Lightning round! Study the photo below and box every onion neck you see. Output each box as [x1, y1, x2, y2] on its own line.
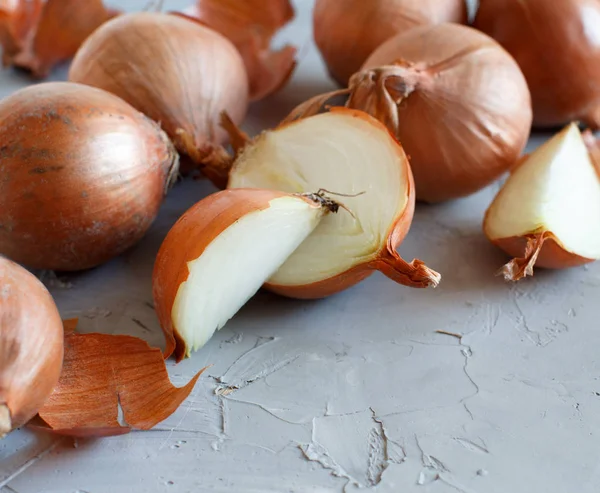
[0, 403, 11, 437]
[375, 248, 441, 288]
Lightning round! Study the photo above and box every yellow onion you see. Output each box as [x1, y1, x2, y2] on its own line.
[0, 82, 178, 271]
[474, 0, 600, 128]
[314, 0, 468, 85]
[485, 124, 600, 280]
[0, 0, 42, 64]
[69, 12, 248, 175]
[287, 23, 532, 203]
[0, 256, 63, 436]
[202, 108, 441, 302]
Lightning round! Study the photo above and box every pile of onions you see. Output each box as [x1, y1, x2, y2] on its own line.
[474, 0, 600, 128]
[1, 0, 117, 77]
[0, 256, 63, 436]
[288, 23, 533, 203]
[69, 12, 249, 176]
[313, 0, 467, 85]
[184, 0, 297, 101]
[0, 82, 178, 271]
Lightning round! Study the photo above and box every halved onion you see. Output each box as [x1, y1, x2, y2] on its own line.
[225, 108, 440, 298]
[153, 189, 335, 360]
[484, 123, 600, 280]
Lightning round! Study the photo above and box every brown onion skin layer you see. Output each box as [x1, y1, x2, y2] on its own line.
[314, 0, 467, 86]
[474, 0, 600, 128]
[153, 189, 317, 361]
[69, 12, 249, 168]
[0, 82, 177, 271]
[489, 235, 593, 270]
[362, 24, 532, 203]
[0, 256, 64, 434]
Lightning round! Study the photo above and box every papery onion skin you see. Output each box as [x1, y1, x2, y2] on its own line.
[69, 12, 248, 172]
[314, 0, 468, 86]
[0, 82, 178, 271]
[474, 0, 600, 128]
[357, 23, 532, 202]
[153, 189, 322, 361]
[0, 256, 64, 436]
[9, 0, 118, 78]
[0, 0, 42, 64]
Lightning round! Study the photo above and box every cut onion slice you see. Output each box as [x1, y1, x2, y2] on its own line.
[226, 108, 440, 298]
[484, 123, 600, 280]
[153, 189, 333, 360]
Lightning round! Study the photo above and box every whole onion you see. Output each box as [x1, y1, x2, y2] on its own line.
[0, 82, 178, 271]
[474, 0, 600, 128]
[69, 12, 248, 175]
[0, 256, 64, 436]
[314, 0, 467, 85]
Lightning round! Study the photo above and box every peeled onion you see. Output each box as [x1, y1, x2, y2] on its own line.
[314, 0, 467, 85]
[0, 256, 64, 436]
[154, 189, 334, 360]
[69, 12, 248, 175]
[213, 108, 441, 299]
[474, 0, 600, 128]
[289, 23, 533, 203]
[484, 123, 600, 280]
[0, 82, 178, 271]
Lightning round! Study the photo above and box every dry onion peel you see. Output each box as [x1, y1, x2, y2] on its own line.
[484, 123, 600, 281]
[69, 12, 248, 175]
[0, 82, 178, 271]
[288, 23, 532, 203]
[153, 189, 339, 361]
[313, 0, 467, 86]
[31, 319, 205, 437]
[4, 0, 118, 77]
[0, 0, 42, 65]
[212, 108, 441, 299]
[0, 256, 63, 436]
[474, 0, 600, 128]
[182, 0, 296, 100]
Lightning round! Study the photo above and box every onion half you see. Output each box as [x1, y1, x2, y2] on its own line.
[221, 108, 441, 298]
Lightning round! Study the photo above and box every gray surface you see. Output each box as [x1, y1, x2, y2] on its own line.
[1, 1, 598, 492]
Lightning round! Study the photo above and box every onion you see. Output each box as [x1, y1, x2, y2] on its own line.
[474, 0, 600, 128]
[153, 188, 338, 360]
[0, 82, 178, 271]
[0, 0, 41, 64]
[208, 108, 441, 300]
[288, 23, 532, 203]
[69, 12, 248, 176]
[1, 0, 117, 77]
[314, 0, 468, 85]
[484, 123, 600, 280]
[183, 0, 296, 101]
[0, 256, 63, 436]
[34, 320, 205, 437]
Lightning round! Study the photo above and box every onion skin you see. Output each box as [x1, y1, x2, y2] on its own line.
[0, 0, 42, 65]
[184, 0, 296, 100]
[486, 232, 593, 281]
[153, 189, 319, 361]
[474, 0, 600, 128]
[69, 12, 249, 172]
[314, 0, 467, 85]
[0, 256, 64, 436]
[0, 82, 178, 271]
[9, 0, 118, 77]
